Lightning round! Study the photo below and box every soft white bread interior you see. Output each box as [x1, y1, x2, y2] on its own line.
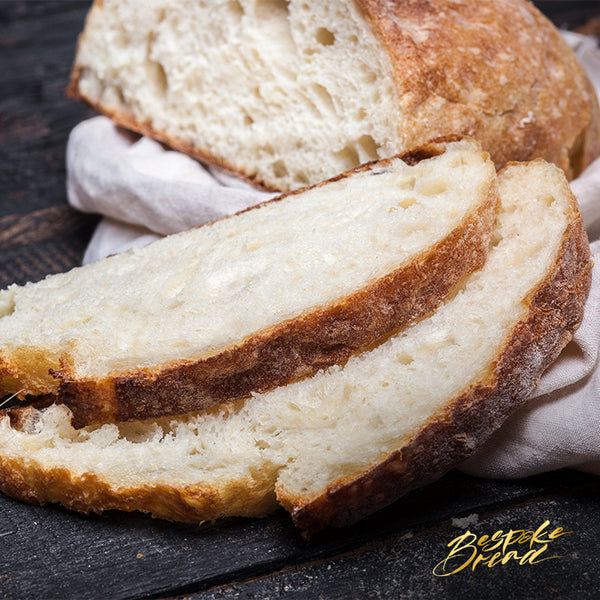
[0, 160, 591, 535]
[68, 0, 600, 190]
[0, 139, 498, 426]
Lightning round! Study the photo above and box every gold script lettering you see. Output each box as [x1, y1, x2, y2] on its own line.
[433, 521, 570, 577]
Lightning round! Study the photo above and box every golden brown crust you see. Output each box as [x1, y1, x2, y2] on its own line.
[0, 212, 589, 529]
[50, 144, 498, 428]
[0, 141, 495, 424]
[283, 208, 593, 537]
[67, 0, 600, 185]
[357, 0, 600, 180]
[66, 68, 280, 193]
[0, 454, 278, 523]
[0, 175, 591, 532]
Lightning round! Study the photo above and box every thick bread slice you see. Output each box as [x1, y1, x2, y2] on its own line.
[68, 0, 600, 189]
[0, 160, 591, 535]
[0, 139, 498, 427]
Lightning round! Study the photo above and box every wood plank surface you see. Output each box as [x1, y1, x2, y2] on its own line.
[197, 485, 600, 600]
[1, 2, 599, 599]
[0, 470, 597, 600]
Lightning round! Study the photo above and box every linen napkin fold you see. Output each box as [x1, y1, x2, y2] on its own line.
[66, 118, 275, 263]
[460, 246, 600, 478]
[65, 33, 600, 478]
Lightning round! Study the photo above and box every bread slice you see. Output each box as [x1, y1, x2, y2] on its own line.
[68, 0, 600, 190]
[0, 139, 498, 427]
[0, 160, 591, 535]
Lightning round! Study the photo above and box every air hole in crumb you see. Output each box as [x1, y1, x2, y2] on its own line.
[228, 0, 244, 16]
[367, 72, 378, 85]
[255, 0, 290, 17]
[146, 31, 168, 97]
[272, 160, 289, 178]
[448, 155, 461, 168]
[358, 63, 377, 84]
[334, 144, 360, 170]
[294, 171, 310, 186]
[416, 177, 447, 196]
[0, 295, 15, 317]
[488, 231, 503, 249]
[389, 197, 418, 212]
[396, 352, 414, 365]
[358, 134, 380, 161]
[276, 64, 298, 82]
[255, 0, 294, 50]
[316, 27, 335, 46]
[104, 84, 125, 107]
[149, 61, 168, 96]
[298, 93, 321, 118]
[542, 194, 556, 207]
[243, 113, 254, 126]
[311, 83, 336, 113]
[400, 176, 416, 190]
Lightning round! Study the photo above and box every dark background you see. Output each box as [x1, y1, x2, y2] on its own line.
[1, 2, 599, 599]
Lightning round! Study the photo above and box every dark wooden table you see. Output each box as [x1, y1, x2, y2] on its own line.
[1, 2, 599, 599]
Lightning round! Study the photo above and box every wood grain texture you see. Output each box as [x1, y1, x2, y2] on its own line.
[0, 470, 596, 600]
[0, 2, 98, 284]
[197, 478, 600, 600]
[0, 2, 599, 599]
[0, 206, 97, 287]
[0, 2, 94, 217]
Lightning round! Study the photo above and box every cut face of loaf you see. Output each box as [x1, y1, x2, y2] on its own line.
[0, 139, 498, 427]
[0, 160, 591, 535]
[68, 0, 600, 189]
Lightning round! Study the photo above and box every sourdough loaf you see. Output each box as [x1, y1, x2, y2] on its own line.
[0, 159, 591, 535]
[0, 139, 498, 427]
[68, 0, 600, 190]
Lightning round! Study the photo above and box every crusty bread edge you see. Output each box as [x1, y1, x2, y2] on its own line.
[67, 1, 600, 185]
[55, 158, 498, 427]
[66, 0, 280, 192]
[0, 139, 489, 408]
[357, 0, 600, 180]
[0, 450, 279, 523]
[280, 191, 593, 537]
[0, 171, 592, 531]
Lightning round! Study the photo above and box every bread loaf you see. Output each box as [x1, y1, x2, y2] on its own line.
[0, 159, 591, 535]
[68, 0, 600, 190]
[0, 139, 498, 427]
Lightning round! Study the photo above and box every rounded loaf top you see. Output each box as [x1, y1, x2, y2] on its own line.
[359, 0, 600, 180]
[70, 0, 600, 189]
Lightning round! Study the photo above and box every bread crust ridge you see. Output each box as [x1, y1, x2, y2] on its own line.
[0, 166, 592, 533]
[57, 160, 498, 427]
[67, 0, 600, 185]
[283, 208, 593, 536]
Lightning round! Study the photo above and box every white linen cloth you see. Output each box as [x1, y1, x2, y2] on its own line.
[66, 33, 600, 478]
